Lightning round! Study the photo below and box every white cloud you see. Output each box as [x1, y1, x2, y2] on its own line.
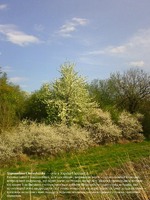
[86, 46, 127, 56]
[128, 29, 150, 48]
[83, 28, 150, 70]
[0, 24, 40, 46]
[86, 29, 150, 56]
[57, 17, 88, 37]
[72, 18, 88, 25]
[86, 50, 105, 56]
[79, 28, 150, 72]
[0, 4, 7, 10]
[109, 45, 127, 54]
[9, 76, 28, 83]
[129, 60, 145, 67]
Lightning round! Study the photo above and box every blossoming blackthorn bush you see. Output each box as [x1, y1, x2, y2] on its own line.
[84, 108, 122, 144]
[0, 121, 93, 164]
[118, 111, 144, 141]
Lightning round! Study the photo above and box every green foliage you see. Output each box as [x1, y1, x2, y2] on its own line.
[89, 69, 150, 114]
[88, 79, 115, 108]
[88, 68, 150, 138]
[0, 72, 26, 132]
[109, 68, 150, 114]
[104, 106, 121, 123]
[24, 84, 51, 122]
[139, 99, 150, 138]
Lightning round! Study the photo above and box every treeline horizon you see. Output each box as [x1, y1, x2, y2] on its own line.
[0, 62, 150, 138]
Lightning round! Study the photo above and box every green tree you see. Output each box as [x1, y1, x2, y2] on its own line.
[139, 99, 150, 138]
[89, 68, 150, 137]
[109, 68, 150, 113]
[24, 63, 94, 126]
[0, 71, 26, 132]
[88, 79, 116, 108]
[46, 62, 94, 126]
[24, 84, 51, 122]
[89, 69, 150, 113]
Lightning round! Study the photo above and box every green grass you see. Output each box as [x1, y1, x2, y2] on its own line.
[1, 140, 150, 175]
[0, 141, 150, 200]
[36, 140, 150, 174]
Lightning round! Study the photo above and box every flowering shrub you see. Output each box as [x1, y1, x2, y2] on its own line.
[118, 111, 144, 141]
[0, 121, 93, 164]
[0, 110, 145, 165]
[21, 122, 92, 156]
[56, 125, 92, 151]
[85, 108, 122, 144]
[0, 138, 17, 164]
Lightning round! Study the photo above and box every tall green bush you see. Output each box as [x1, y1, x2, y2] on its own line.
[0, 72, 26, 132]
[24, 84, 51, 122]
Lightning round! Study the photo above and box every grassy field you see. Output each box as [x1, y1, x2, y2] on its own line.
[0, 140, 150, 199]
[1, 140, 149, 173]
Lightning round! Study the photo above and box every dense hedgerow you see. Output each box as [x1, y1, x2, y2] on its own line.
[84, 108, 122, 144]
[0, 121, 93, 164]
[0, 110, 145, 165]
[84, 108, 144, 144]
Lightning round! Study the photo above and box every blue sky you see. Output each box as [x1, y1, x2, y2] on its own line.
[0, 0, 150, 92]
